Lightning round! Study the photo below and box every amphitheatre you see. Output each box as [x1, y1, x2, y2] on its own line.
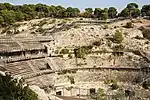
[0, 2, 150, 100]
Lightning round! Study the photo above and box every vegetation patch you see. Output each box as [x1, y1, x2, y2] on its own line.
[74, 45, 93, 58]
[60, 48, 69, 54]
[113, 30, 124, 44]
[0, 74, 38, 100]
[124, 22, 134, 28]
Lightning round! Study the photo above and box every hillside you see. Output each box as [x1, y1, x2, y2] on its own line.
[0, 17, 150, 100]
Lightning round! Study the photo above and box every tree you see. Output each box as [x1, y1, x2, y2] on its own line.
[113, 30, 124, 44]
[120, 8, 130, 17]
[21, 4, 36, 19]
[108, 7, 117, 18]
[0, 3, 7, 10]
[101, 12, 108, 20]
[99, 8, 108, 20]
[0, 74, 38, 100]
[48, 5, 57, 17]
[55, 5, 66, 18]
[131, 8, 140, 18]
[85, 8, 93, 14]
[127, 3, 138, 9]
[0, 16, 4, 24]
[80, 12, 93, 18]
[94, 8, 102, 18]
[141, 4, 150, 17]
[0, 10, 16, 24]
[15, 11, 25, 21]
[3, 3, 13, 10]
[127, 3, 140, 18]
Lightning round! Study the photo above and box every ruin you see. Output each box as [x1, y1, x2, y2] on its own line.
[0, 19, 150, 100]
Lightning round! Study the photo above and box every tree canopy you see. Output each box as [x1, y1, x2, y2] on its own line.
[0, 2, 149, 26]
[119, 3, 141, 18]
[108, 7, 118, 18]
[0, 74, 38, 100]
[141, 4, 150, 17]
[85, 8, 93, 14]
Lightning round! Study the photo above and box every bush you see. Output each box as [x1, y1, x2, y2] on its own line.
[60, 48, 69, 54]
[125, 22, 134, 28]
[74, 45, 93, 58]
[92, 41, 101, 46]
[142, 29, 150, 40]
[104, 78, 117, 85]
[113, 30, 124, 44]
[96, 88, 106, 100]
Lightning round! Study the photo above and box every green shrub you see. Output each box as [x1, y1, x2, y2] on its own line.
[104, 78, 117, 85]
[125, 22, 134, 28]
[74, 45, 93, 58]
[96, 88, 106, 100]
[60, 48, 69, 54]
[113, 30, 124, 44]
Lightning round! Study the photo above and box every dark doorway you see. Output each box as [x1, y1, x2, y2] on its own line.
[56, 91, 62, 95]
[90, 88, 96, 94]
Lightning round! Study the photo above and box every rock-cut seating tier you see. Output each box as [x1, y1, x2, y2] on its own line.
[5, 61, 33, 76]
[0, 37, 21, 52]
[29, 59, 51, 71]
